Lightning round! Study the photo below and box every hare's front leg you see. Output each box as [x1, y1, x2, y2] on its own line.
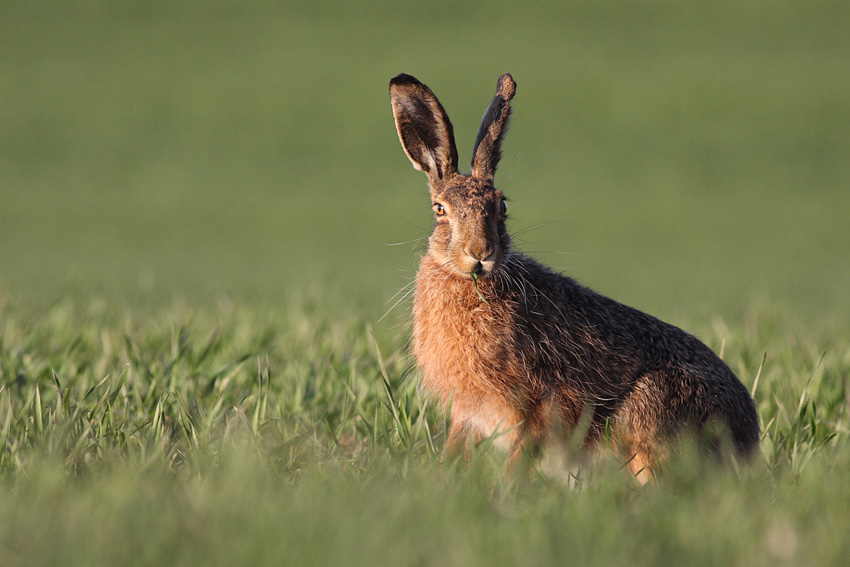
[443, 419, 477, 463]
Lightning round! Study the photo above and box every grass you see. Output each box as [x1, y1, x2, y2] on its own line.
[2, 0, 849, 565]
[0, 295, 849, 566]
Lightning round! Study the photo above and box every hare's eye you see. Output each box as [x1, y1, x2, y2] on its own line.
[500, 200, 508, 216]
[433, 203, 446, 216]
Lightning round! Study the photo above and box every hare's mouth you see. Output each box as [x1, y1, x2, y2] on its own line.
[454, 256, 499, 278]
[472, 259, 497, 276]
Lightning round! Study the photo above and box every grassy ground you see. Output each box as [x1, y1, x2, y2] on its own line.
[2, 1, 849, 565]
[1, 296, 848, 566]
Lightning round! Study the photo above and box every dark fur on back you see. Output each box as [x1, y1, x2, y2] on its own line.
[390, 73, 759, 482]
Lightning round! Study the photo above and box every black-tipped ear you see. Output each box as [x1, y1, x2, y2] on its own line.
[389, 74, 459, 184]
[471, 73, 516, 181]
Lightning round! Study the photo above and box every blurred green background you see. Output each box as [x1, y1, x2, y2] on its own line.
[2, 0, 848, 321]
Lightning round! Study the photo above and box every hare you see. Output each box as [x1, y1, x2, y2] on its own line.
[389, 73, 759, 483]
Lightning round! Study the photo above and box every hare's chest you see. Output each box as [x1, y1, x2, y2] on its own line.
[412, 304, 523, 448]
[413, 290, 512, 397]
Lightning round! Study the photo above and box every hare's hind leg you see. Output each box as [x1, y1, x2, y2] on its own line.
[613, 373, 672, 484]
[623, 448, 656, 485]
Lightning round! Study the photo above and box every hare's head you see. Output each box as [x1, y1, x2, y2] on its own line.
[390, 73, 516, 278]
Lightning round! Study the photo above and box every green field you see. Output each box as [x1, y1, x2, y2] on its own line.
[2, 1, 849, 565]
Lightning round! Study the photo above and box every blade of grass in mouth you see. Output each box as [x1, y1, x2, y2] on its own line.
[471, 271, 488, 304]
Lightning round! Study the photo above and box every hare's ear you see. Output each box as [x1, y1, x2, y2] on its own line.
[389, 74, 459, 183]
[470, 73, 516, 181]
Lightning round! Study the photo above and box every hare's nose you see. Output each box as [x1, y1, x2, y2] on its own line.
[464, 242, 495, 261]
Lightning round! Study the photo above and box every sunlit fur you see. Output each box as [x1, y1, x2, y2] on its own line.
[390, 73, 759, 482]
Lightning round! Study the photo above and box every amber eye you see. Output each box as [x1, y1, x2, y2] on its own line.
[433, 203, 446, 216]
[500, 200, 508, 216]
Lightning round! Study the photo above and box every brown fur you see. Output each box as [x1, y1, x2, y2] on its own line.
[389, 73, 759, 481]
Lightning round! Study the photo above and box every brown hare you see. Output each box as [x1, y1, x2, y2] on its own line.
[389, 73, 759, 483]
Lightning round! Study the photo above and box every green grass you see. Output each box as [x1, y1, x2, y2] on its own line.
[2, 0, 849, 565]
[1, 296, 849, 566]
